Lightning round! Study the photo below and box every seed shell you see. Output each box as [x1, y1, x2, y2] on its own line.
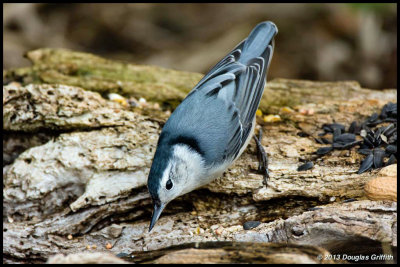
[297, 161, 314, 171]
[358, 154, 374, 174]
[316, 146, 333, 155]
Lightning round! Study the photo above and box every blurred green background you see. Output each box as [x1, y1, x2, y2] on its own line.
[3, 3, 397, 89]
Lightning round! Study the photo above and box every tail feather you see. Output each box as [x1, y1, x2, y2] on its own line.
[239, 21, 278, 64]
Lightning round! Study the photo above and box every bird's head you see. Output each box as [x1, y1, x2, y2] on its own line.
[147, 138, 206, 232]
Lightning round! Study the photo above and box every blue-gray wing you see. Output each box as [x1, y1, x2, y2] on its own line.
[162, 21, 277, 165]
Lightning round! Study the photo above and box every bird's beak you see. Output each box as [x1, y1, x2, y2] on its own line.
[149, 201, 165, 232]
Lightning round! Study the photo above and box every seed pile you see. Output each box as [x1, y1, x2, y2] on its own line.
[298, 102, 397, 174]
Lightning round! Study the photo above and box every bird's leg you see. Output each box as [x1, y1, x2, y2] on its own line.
[253, 128, 269, 186]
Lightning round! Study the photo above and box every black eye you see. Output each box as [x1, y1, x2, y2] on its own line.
[166, 179, 173, 190]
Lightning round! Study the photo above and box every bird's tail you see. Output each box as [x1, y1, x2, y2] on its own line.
[239, 21, 278, 64]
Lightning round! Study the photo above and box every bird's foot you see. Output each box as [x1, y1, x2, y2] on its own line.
[253, 128, 269, 187]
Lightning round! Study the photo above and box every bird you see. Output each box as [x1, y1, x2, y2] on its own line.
[147, 21, 278, 232]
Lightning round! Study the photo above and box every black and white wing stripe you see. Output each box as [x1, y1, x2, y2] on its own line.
[223, 45, 273, 160]
[162, 21, 277, 165]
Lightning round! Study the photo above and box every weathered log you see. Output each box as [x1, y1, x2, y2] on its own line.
[128, 241, 336, 264]
[47, 252, 129, 264]
[3, 49, 397, 263]
[3, 48, 396, 113]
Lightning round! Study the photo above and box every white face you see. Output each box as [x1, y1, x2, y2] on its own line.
[157, 144, 206, 205]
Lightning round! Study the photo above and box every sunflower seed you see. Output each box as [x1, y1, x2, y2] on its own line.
[380, 134, 388, 144]
[385, 154, 397, 166]
[323, 123, 345, 133]
[316, 146, 333, 155]
[340, 140, 362, 149]
[323, 125, 333, 133]
[297, 132, 309, 137]
[243, 221, 261, 230]
[332, 143, 345, 149]
[314, 138, 324, 144]
[358, 154, 374, 174]
[382, 124, 395, 135]
[307, 207, 322, 211]
[373, 149, 385, 169]
[388, 132, 397, 144]
[384, 126, 396, 138]
[362, 137, 374, 148]
[335, 133, 356, 144]
[367, 112, 379, 123]
[297, 161, 314, 171]
[348, 121, 360, 134]
[321, 137, 331, 144]
[342, 198, 357, 203]
[374, 127, 382, 139]
[384, 118, 397, 123]
[333, 128, 342, 141]
[385, 145, 397, 155]
[358, 148, 372, 155]
[381, 102, 397, 118]
[116, 252, 130, 258]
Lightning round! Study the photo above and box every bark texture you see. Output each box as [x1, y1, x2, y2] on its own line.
[3, 49, 397, 264]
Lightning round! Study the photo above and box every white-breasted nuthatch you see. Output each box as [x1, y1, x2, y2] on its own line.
[147, 21, 278, 231]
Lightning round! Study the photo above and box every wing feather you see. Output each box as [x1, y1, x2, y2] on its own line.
[162, 24, 276, 165]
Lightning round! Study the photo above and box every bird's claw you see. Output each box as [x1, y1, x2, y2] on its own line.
[253, 129, 269, 187]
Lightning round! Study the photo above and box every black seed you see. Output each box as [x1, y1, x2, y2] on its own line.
[373, 149, 385, 169]
[297, 132, 309, 137]
[316, 146, 333, 155]
[380, 109, 387, 119]
[340, 140, 362, 149]
[382, 102, 397, 118]
[297, 161, 314, 171]
[366, 119, 383, 127]
[383, 118, 397, 123]
[363, 136, 374, 148]
[358, 148, 372, 155]
[331, 123, 345, 132]
[366, 133, 375, 143]
[382, 124, 395, 136]
[388, 132, 397, 144]
[116, 252, 130, 258]
[359, 143, 371, 150]
[315, 137, 332, 145]
[333, 128, 342, 142]
[322, 123, 345, 133]
[374, 127, 382, 140]
[243, 221, 261, 230]
[342, 198, 357, 203]
[385, 154, 397, 166]
[384, 127, 396, 138]
[332, 143, 345, 149]
[368, 131, 381, 147]
[323, 126, 333, 133]
[367, 112, 379, 123]
[307, 207, 322, 211]
[385, 145, 397, 155]
[358, 154, 374, 174]
[314, 138, 324, 144]
[335, 133, 356, 144]
[321, 138, 332, 144]
[348, 121, 359, 134]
